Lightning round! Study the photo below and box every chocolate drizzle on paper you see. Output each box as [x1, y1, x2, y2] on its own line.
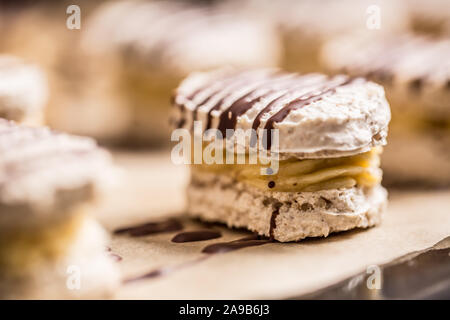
[119, 218, 274, 284]
[202, 235, 271, 254]
[114, 219, 183, 237]
[172, 230, 222, 243]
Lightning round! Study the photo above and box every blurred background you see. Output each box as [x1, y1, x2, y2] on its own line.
[0, 0, 449, 189]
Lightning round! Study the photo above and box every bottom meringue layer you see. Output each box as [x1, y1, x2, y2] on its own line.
[188, 170, 387, 242]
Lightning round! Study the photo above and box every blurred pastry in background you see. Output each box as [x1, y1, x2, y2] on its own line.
[0, 1, 130, 144]
[321, 33, 450, 187]
[172, 69, 390, 241]
[46, 44, 132, 145]
[223, 0, 409, 73]
[404, 0, 450, 35]
[0, 120, 119, 299]
[0, 4, 64, 72]
[82, 0, 282, 147]
[0, 55, 47, 125]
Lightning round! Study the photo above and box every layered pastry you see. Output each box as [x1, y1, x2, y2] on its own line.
[0, 55, 47, 125]
[82, 0, 282, 146]
[222, 0, 408, 73]
[321, 33, 450, 186]
[172, 69, 391, 242]
[0, 120, 119, 299]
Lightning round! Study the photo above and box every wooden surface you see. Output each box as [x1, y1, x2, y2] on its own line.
[97, 150, 450, 299]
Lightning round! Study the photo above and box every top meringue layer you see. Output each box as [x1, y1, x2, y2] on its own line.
[173, 69, 391, 158]
[0, 119, 116, 221]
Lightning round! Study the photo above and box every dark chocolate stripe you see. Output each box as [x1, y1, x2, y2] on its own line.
[176, 72, 240, 129]
[216, 75, 295, 135]
[249, 76, 329, 147]
[269, 203, 282, 240]
[218, 78, 288, 137]
[263, 77, 359, 150]
[217, 90, 256, 136]
[171, 230, 221, 243]
[114, 219, 183, 237]
[181, 70, 283, 131]
[176, 70, 262, 130]
[216, 74, 324, 137]
[251, 75, 327, 132]
[189, 72, 252, 129]
[202, 235, 271, 254]
[251, 91, 291, 134]
[205, 72, 275, 130]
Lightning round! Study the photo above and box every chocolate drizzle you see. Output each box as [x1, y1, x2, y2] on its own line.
[217, 89, 257, 136]
[119, 217, 274, 284]
[171, 230, 222, 243]
[187, 73, 247, 129]
[269, 203, 282, 240]
[204, 73, 273, 130]
[215, 74, 297, 136]
[202, 235, 271, 254]
[110, 253, 123, 262]
[124, 234, 271, 283]
[174, 71, 362, 151]
[409, 77, 424, 92]
[105, 246, 122, 262]
[124, 256, 209, 284]
[114, 219, 183, 237]
[262, 77, 358, 149]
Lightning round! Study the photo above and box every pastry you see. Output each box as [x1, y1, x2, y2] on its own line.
[0, 3, 129, 144]
[0, 119, 119, 299]
[82, 0, 282, 146]
[221, 0, 409, 73]
[0, 55, 47, 125]
[321, 33, 450, 186]
[172, 69, 391, 242]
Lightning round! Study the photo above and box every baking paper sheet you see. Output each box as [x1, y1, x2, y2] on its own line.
[97, 151, 450, 299]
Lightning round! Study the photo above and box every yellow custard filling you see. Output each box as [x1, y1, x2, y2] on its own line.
[0, 208, 87, 270]
[193, 147, 382, 192]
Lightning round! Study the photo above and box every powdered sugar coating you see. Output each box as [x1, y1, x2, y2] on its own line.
[0, 120, 116, 215]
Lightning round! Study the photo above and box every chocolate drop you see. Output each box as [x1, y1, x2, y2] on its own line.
[171, 230, 222, 243]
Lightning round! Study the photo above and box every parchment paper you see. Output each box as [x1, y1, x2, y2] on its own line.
[97, 151, 450, 299]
